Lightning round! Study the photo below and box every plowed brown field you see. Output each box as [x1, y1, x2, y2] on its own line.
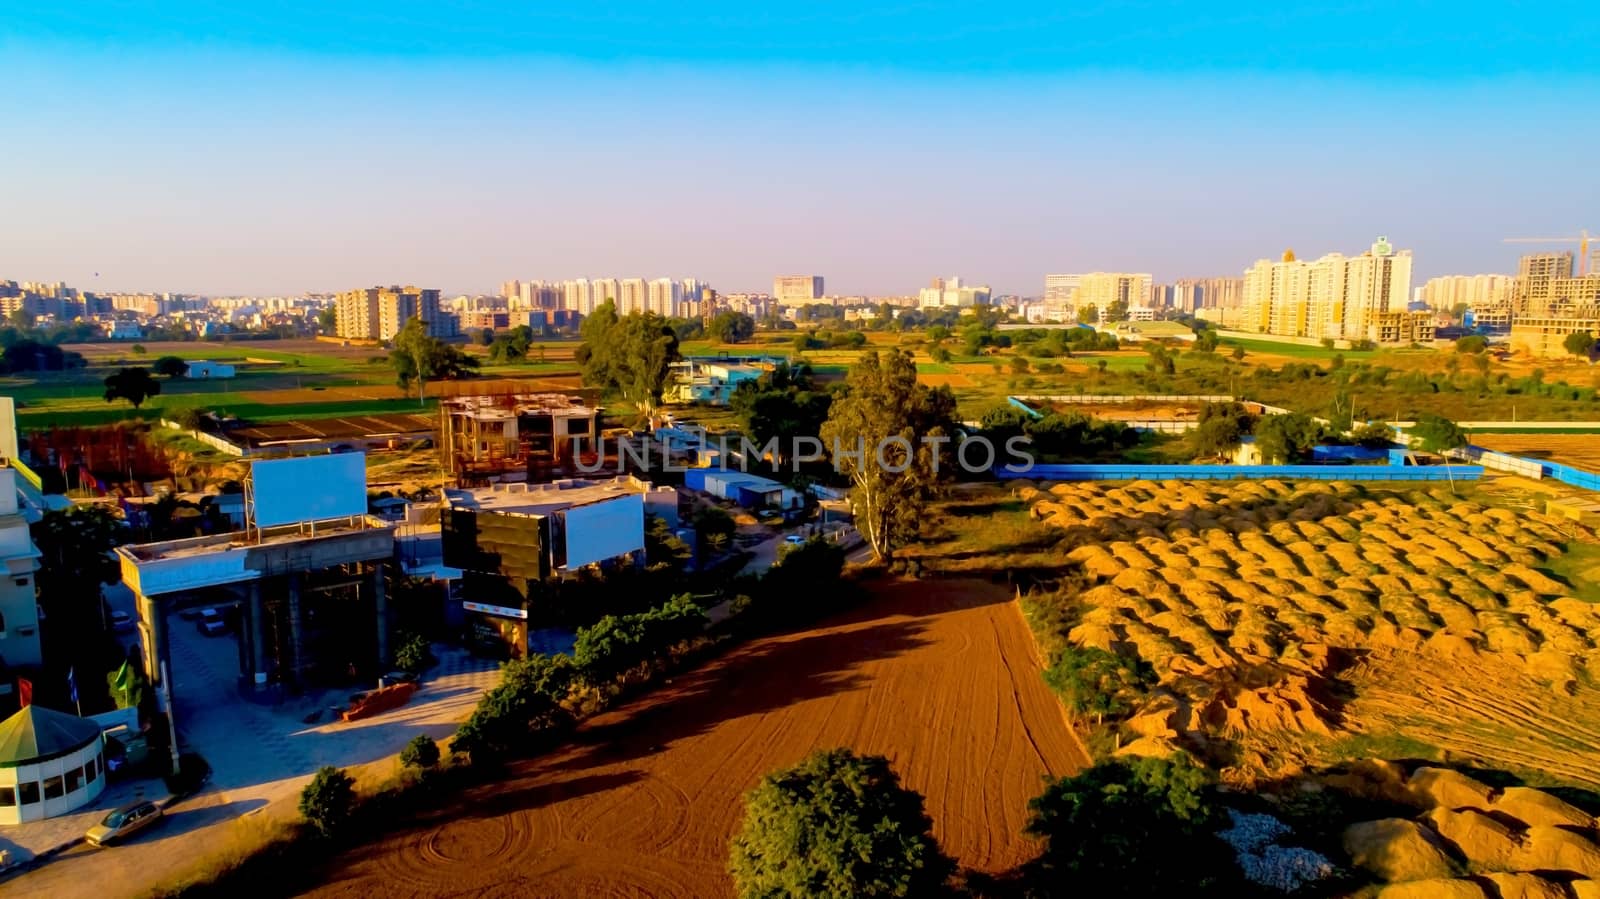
[304, 579, 1087, 898]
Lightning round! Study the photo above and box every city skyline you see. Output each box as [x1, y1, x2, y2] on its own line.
[3, 4, 1597, 297]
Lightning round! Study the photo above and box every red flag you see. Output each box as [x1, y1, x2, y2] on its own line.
[17, 677, 32, 708]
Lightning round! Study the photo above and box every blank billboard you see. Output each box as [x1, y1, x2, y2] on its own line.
[563, 494, 644, 569]
[250, 453, 368, 527]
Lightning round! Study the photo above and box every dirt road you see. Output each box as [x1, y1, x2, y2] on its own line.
[305, 579, 1087, 898]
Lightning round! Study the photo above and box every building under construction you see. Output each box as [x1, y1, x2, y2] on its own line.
[438, 393, 601, 484]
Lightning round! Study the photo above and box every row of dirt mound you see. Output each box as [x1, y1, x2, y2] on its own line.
[1336, 762, 1600, 898]
[1013, 478, 1600, 777]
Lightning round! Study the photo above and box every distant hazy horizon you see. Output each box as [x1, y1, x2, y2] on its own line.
[3, 3, 1596, 297]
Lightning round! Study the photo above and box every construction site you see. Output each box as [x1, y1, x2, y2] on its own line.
[437, 392, 601, 486]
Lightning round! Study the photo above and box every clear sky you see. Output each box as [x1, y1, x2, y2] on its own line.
[3, 3, 1597, 297]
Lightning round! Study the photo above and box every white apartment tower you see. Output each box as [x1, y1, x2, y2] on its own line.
[1241, 237, 1414, 342]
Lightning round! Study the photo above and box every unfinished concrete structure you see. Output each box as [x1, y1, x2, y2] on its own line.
[438, 393, 599, 484]
[118, 517, 397, 700]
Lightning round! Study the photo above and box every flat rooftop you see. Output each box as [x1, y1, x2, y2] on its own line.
[118, 516, 391, 563]
[442, 394, 595, 419]
[444, 476, 650, 517]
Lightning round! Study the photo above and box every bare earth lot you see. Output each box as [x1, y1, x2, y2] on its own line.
[1474, 433, 1600, 472]
[304, 579, 1088, 899]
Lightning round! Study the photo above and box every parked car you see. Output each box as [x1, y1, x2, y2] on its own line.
[110, 610, 136, 634]
[197, 609, 229, 636]
[86, 800, 164, 846]
[784, 534, 807, 545]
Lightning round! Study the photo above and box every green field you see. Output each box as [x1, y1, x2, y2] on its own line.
[1220, 336, 1381, 360]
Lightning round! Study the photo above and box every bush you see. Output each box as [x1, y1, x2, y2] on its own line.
[393, 632, 435, 675]
[1042, 646, 1155, 722]
[1025, 755, 1235, 897]
[299, 766, 357, 837]
[399, 735, 440, 771]
[729, 748, 953, 898]
[452, 653, 576, 762]
[573, 594, 707, 686]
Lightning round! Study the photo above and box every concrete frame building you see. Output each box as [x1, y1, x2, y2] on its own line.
[438, 394, 600, 482]
[1514, 252, 1574, 315]
[1510, 309, 1600, 358]
[117, 514, 398, 706]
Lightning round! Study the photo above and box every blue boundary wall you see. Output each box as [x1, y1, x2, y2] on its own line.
[996, 463, 1484, 483]
[1542, 461, 1600, 492]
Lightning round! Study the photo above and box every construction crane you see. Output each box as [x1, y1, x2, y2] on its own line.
[1504, 229, 1596, 276]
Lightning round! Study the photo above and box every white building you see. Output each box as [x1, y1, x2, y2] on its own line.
[918, 277, 992, 309]
[0, 467, 42, 669]
[647, 278, 683, 317]
[773, 275, 825, 305]
[618, 278, 649, 314]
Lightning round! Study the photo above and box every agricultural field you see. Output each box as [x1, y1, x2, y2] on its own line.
[1474, 433, 1600, 471]
[5, 338, 583, 428]
[1014, 477, 1600, 787]
[302, 579, 1088, 898]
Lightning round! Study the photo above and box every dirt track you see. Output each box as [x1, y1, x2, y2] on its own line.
[304, 579, 1087, 898]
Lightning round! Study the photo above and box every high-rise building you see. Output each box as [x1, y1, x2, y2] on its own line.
[1419, 274, 1515, 310]
[1514, 252, 1574, 315]
[647, 278, 683, 317]
[1076, 273, 1152, 321]
[773, 275, 825, 305]
[335, 285, 448, 341]
[619, 278, 649, 314]
[501, 279, 522, 302]
[1240, 237, 1415, 342]
[592, 278, 620, 310]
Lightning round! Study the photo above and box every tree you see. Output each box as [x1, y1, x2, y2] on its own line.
[299, 766, 357, 837]
[1564, 330, 1596, 359]
[1351, 421, 1394, 448]
[1193, 328, 1219, 352]
[152, 355, 188, 377]
[1103, 299, 1129, 323]
[1410, 413, 1466, 455]
[1455, 334, 1488, 354]
[576, 303, 681, 419]
[1077, 305, 1099, 324]
[1010, 355, 1031, 374]
[1252, 412, 1325, 464]
[1025, 755, 1232, 897]
[730, 362, 833, 469]
[130, 343, 147, 355]
[1189, 401, 1255, 460]
[103, 366, 162, 409]
[400, 735, 440, 771]
[928, 345, 951, 364]
[729, 749, 953, 898]
[708, 311, 756, 344]
[317, 306, 337, 332]
[390, 317, 479, 399]
[692, 506, 737, 555]
[819, 350, 957, 561]
[488, 325, 534, 363]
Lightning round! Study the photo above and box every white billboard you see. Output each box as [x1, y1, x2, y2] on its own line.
[563, 493, 644, 569]
[250, 453, 368, 527]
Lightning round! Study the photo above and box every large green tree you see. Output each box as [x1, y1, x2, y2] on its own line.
[1252, 412, 1326, 464]
[1564, 330, 1596, 359]
[452, 653, 576, 761]
[1409, 413, 1467, 455]
[1188, 401, 1255, 460]
[708, 311, 756, 344]
[103, 366, 162, 409]
[576, 302, 681, 419]
[730, 362, 833, 469]
[729, 749, 953, 898]
[1025, 755, 1234, 897]
[390, 317, 479, 399]
[819, 350, 956, 561]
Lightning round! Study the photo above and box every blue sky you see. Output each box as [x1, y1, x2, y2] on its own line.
[2, 3, 1597, 296]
